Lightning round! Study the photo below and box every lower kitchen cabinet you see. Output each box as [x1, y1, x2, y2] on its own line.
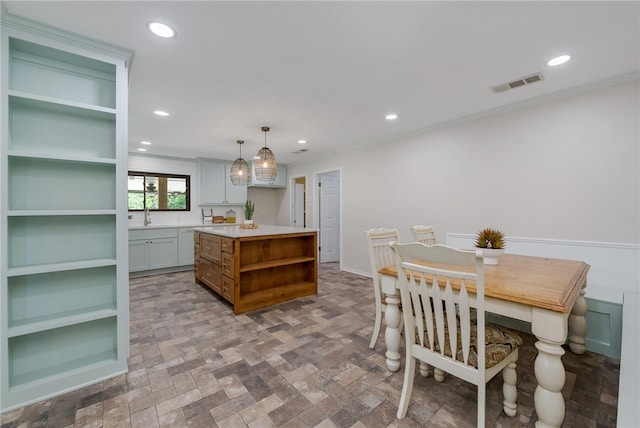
[128, 227, 199, 275]
[128, 229, 178, 273]
[178, 228, 195, 265]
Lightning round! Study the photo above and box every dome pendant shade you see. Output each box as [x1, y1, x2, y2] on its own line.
[255, 126, 278, 181]
[230, 140, 251, 186]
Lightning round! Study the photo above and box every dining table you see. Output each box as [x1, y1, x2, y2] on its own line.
[379, 253, 589, 428]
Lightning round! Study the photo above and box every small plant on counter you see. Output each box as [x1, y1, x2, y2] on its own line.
[475, 227, 506, 249]
[244, 199, 255, 221]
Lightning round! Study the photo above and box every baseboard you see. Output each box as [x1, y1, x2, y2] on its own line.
[129, 265, 194, 278]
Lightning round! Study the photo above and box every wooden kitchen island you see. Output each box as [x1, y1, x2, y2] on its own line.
[193, 225, 318, 314]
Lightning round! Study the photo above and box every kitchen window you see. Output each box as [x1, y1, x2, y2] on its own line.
[128, 172, 190, 211]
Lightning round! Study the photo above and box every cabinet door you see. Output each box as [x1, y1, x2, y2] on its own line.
[148, 238, 178, 270]
[178, 229, 194, 265]
[198, 161, 226, 204]
[198, 160, 247, 204]
[224, 164, 248, 204]
[250, 162, 287, 188]
[128, 240, 148, 272]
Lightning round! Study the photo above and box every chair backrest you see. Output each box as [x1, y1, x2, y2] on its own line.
[365, 227, 400, 289]
[391, 242, 485, 381]
[410, 225, 437, 245]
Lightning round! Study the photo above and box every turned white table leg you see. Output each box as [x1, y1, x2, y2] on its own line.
[568, 285, 587, 355]
[534, 339, 566, 428]
[531, 308, 569, 428]
[383, 291, 402, 372]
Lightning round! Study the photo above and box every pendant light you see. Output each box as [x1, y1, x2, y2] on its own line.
[230, 140, 251, 186]
[255, 126, 278, 181]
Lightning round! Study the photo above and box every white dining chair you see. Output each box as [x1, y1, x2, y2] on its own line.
[390, 242, 522, 424]
[410, 225, 436, 245]
[365, 228, 401, 349]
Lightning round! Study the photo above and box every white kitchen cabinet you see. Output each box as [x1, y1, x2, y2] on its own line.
[250, 162, 287, 188]
[178, 228, 195, 265]
[1, 15, 132, 412]
[197, 159, 247, 204]
[128, 229, 178, 272]
[128, 239, 149, 272]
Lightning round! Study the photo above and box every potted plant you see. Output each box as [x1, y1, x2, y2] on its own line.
[244, 199, 255, 225]
[475, 227, 506, 265]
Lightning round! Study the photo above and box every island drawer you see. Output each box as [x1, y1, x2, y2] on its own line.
[221, 237, 234, 253]
[200, 260, 221, 294]
[222, 252, 234, 278]
[222, 275, 234, 303]
[200, 234, 221, 264]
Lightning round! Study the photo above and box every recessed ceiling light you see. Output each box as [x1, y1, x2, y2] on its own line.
[153, 110, 170, 117]
[147, 22, 176, 38]
[298, 140, 307, 144]
[137, 148, 148, 152]
[140, 141, 152, 145]
[546, 54, 571, 67]
[385, 114, 398, 120]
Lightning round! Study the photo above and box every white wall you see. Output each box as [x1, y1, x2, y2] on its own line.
[128, 155, 201, 226]
[283, 80, 640, 292]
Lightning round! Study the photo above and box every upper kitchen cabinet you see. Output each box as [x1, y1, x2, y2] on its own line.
[0, 14, 132, 412]
[250, 162, 287, 188]
[197, 159, 247, 205]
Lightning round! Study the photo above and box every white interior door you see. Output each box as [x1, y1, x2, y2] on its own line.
[319, 171, 340, 263]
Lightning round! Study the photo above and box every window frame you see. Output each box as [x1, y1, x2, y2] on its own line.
[128, 171, 191, 212]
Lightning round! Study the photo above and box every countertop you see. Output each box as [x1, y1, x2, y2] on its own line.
[193, 225, 317, 238]
[129, 223, 237, 230]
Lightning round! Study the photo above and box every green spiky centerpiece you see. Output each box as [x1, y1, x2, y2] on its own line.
[244, 200, 255, 221]
[240, 200, 258, 228]
[475, 227, 505, 249]
[475, 227, 505, 265]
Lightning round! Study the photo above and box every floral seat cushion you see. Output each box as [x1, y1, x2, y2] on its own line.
[417, 321, 522, 369]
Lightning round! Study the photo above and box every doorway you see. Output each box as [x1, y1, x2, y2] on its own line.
[316, 170, 340, 263]
[292, 176, 306, 228]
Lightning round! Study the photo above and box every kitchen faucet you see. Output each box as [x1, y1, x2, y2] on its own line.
[144, 207, 151, 226]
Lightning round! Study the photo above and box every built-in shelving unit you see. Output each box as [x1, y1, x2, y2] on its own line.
[1, 15, 132, 412]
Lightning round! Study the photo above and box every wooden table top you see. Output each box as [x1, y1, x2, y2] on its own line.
[379, 253, 590, 313]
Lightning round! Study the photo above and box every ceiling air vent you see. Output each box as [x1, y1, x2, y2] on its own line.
[293, 149, 309, 154]
[491, 71, 544, 94]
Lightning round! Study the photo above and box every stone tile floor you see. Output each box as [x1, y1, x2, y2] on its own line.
[1, 263, 620, 427]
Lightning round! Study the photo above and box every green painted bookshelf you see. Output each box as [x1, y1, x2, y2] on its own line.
[1, 15, 132, 412]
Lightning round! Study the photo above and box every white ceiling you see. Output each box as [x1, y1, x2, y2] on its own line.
[3, 1, 639, 165]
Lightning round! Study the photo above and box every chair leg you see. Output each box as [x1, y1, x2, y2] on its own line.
[434, 368, 445, 382]
[478, 382, 486, 426]
[419, 361, 430, 377]
[502, 360, 518, 417]
[369, 308, 383, 349]
[397, 347, 417, 419]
